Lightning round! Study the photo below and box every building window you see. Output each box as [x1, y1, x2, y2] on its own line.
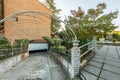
[13, 17, 18, 22]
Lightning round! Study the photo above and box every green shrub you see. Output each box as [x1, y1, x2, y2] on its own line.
[112, 38, 116, 43]
[53, 39, 63, 46]
[0, 44, 12, 49]
[15, 39, 30, 45]
[112, 33, 120, 41]
[52, 46, 66, 53]
[79, 38, 89, 54]
[43, 36, 55, 46]
[0, 37, 9, 44]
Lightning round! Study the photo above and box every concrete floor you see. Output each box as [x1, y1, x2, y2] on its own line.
[82, 45, 120, 80]
[0, 53, 68, 80]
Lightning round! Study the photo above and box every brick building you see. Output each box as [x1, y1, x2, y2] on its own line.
[0, 0, 52, 42]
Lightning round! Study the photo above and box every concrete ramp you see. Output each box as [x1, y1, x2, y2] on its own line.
[0, 53, 67, 80]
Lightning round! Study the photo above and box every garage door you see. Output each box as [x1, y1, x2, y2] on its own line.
[28, 43, 48, 51]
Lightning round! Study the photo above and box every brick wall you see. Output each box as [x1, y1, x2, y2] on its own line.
[3, 0, 52, 42]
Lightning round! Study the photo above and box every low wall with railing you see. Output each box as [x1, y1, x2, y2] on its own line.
[0, 52, 29, 75]
[51, 37, 97, 79]
[51, 52, 74, 79]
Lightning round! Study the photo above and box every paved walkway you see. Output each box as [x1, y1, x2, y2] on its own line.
[0, 53, 67, 80]
[82, 45, 120, 80]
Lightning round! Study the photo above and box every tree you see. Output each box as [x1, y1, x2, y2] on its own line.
[44, 0, 61, 33]
[66, 3, 118, 40]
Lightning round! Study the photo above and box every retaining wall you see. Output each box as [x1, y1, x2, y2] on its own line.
[52, 52, 74, 79]
[0, 52, 29, 74]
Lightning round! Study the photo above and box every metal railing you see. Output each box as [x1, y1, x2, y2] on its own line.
[0, 44, 28, 60]
[51, 41, 96, 59]
[79, 42, 93, 59]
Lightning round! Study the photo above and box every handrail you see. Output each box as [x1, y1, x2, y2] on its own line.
[0, 48, 22, 51]
[79, 42, 92, 49]
[80, 47, 93, 58]
[79, 41, 93, 60]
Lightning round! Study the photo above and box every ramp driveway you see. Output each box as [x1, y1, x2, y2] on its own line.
[0, 53, 67, 80]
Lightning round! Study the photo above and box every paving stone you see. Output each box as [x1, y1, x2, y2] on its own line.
[104, 59, 120, 68]
[106, 54, 119, 59]
[84, 65, 101, 76]
[92, 57, 104, 63]
[84, 45, 120, 80]
[105, 56, 120, 63]
[107, 46, 119, 59]
[100, 70, 120, 80]
[81, 71, 97, 80]
[89, 60, 103, 68]
[99, 46, 108, 52]
[95, 54, 106, 59]
[103, 64, 120, 74]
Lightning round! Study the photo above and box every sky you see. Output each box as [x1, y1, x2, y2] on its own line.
[39, 0, 120, 30]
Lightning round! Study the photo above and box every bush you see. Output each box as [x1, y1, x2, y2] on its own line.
[15, 39, 30, 45]
[79, 38, 89, 54]
[43, 36, 55, 46]
[112, 33, 120, 41]
[0, 44, 12, 49]
[53, 39, 63, 46]
[112, 38, 116, 43]
[52, 46, 66, 53]
[0, 37, 9, 44]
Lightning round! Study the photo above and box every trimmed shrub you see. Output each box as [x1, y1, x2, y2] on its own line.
[43, 36, 55, 46]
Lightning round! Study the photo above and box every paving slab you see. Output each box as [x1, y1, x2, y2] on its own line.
[88, 60, 103, 68]
[98, 46, 108, 52]
[107, 46, 119, 59]
[100, 70, 120, 80]
[82, 45, 120, 80]
[84, 65, 101, 76]
[105, 56, 120, 63]
[92, 57, 104, 63]
[81, 71, 98, 80]
[95, 53, 106, 59]
[103, 64, 120, 74]
[104, 59, 120, 68]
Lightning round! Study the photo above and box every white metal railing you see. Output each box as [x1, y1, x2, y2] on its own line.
[80, 47, 93, 58]
[0, 44, 28, 59]
[79, 42, 92, 49]
[79, 42, 93, 58]
[79, 36, 97, 59]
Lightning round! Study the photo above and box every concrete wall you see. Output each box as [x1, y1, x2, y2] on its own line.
[3, 0, 52, 42]
[52, 52, 74, 79]
[0, 52, 29, 75]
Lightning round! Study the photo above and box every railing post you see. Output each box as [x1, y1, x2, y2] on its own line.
[92, 36, 97, 53]
[21, 43, 22, 53]
[11, 42, 14, 56]
[71, 40, 80, 79]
